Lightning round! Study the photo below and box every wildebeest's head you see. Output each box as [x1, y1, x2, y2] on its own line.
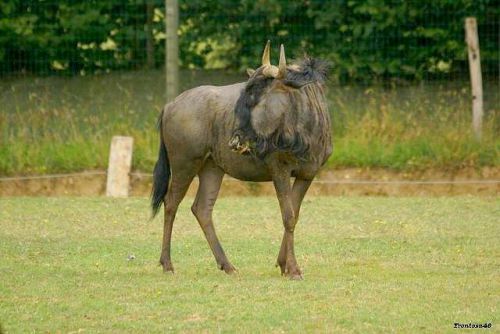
[230, 41, 330, 160]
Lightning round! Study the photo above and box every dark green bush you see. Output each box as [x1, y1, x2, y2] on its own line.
[0, 0, 498, 81]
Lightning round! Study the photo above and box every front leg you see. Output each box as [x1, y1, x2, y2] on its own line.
[271, 168, 303, 280]
[276, 178, 312, 275]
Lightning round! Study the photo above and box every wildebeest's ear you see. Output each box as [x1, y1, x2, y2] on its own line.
[246, 68, 256, 77]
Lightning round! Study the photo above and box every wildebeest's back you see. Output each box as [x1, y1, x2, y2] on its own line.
[161, 84, 240, 165]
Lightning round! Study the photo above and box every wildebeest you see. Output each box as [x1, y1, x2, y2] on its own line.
[151, 41, 332, 279]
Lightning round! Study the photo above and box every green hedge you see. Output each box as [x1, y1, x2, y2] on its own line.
[0, 0, 498, 81]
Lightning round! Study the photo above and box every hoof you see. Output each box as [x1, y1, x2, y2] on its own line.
[163, 268, 175, 274]
[220, 263, 237, 275]
[160, 260, 174, 273]
[281, 264, 303, 280]
[276, 261, 286, 275]
[288, 273, 303, 281]
[276, 261, 302, 279]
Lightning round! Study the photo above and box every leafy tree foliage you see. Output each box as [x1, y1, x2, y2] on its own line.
[0, 0, 498, 81]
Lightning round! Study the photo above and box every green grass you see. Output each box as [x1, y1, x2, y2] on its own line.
[0, 196, 498, 332]
[0, 70, 498, 175]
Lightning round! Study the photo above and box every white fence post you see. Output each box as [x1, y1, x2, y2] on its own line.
[465, 17, 484, 141]
[106, 136, 134, 197]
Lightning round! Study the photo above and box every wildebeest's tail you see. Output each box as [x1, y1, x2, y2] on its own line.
[151, 110, 171, 218]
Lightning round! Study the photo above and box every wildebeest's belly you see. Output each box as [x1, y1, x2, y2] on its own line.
[211, 146, 324, 182]
[212, 149, 273, 182]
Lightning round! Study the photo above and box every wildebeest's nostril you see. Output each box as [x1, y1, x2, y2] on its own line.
[229, 135, 252, 154]
[229, 135, 240, 150]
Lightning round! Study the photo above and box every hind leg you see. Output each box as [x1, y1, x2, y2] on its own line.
[159, 165, 198, 273]
[191, 159, 236, 274]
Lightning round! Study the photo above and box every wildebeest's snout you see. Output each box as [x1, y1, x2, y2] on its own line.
[229, 134, 251, 154]
[228, 135, 240, 149]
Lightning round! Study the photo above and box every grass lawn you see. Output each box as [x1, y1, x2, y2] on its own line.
[0, 196, 498, 333]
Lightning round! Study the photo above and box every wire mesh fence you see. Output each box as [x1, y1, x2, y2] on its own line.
[1, 0, 498, 81]
[0, 0, 498, 177]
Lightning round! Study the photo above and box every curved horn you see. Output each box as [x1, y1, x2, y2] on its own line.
[262, 40, 271, 66]
[277, 44, 287, 78]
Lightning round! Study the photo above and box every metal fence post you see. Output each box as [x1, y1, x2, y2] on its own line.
[165, 0, 179, 102]
[465, 17, 484, 140]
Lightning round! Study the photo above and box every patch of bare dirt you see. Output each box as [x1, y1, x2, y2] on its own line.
[0, 167, 498, 197]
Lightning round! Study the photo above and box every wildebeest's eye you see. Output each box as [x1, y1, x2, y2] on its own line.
[246, 94, 255, 105]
